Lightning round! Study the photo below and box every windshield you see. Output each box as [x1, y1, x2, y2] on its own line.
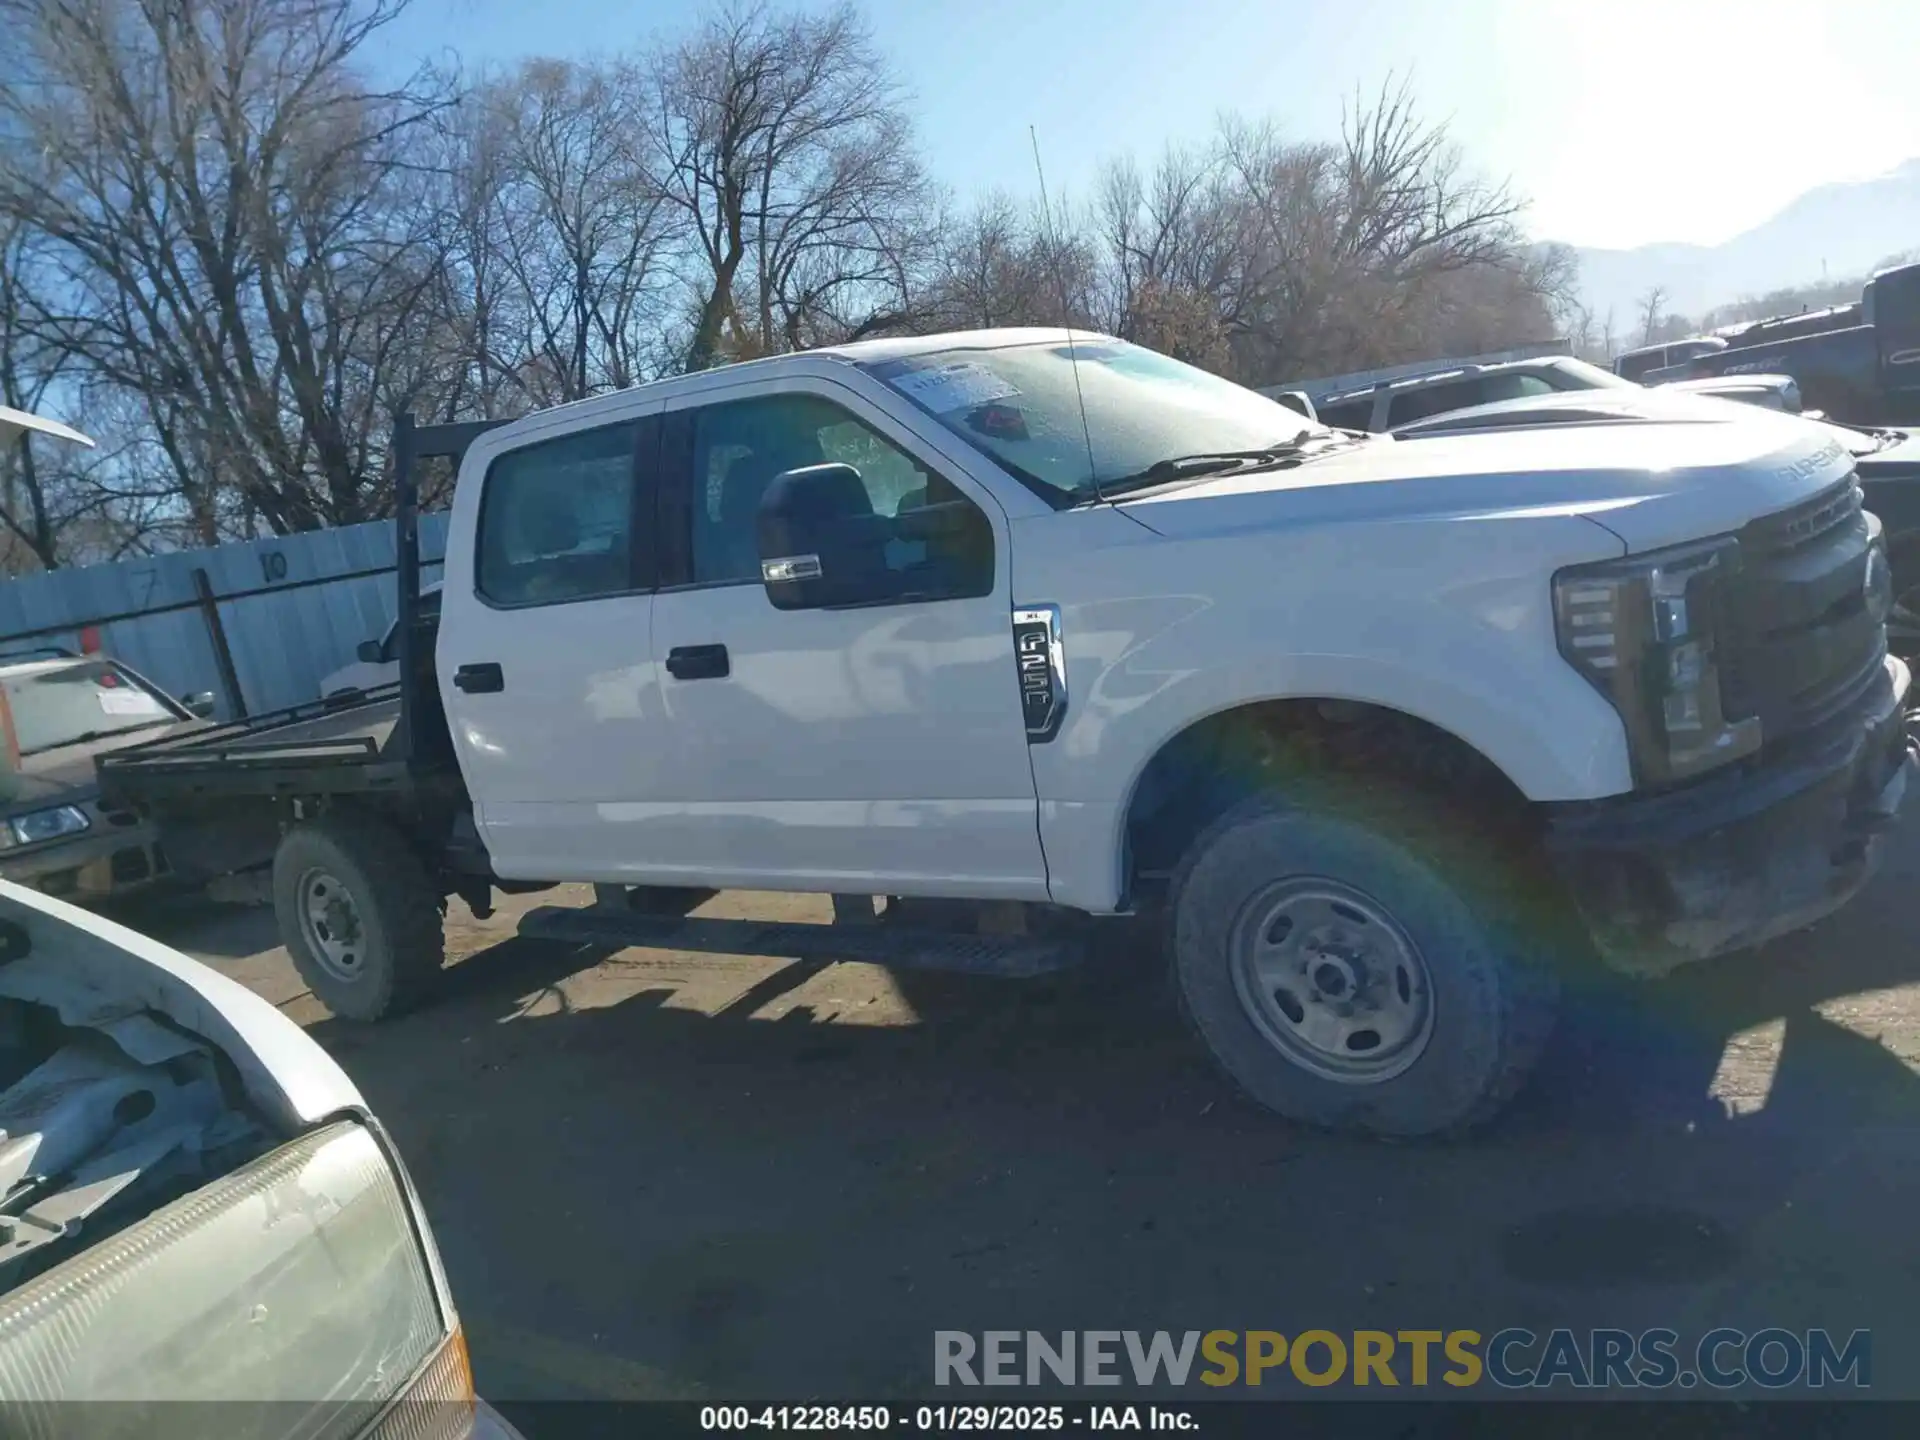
[1548, 358, 1638, 391]
[865, 339, 1326, 503]
[1, 660, 178, 757]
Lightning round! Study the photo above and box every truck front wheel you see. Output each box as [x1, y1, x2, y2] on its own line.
[1168, 793, 1558, 1138]
[273, 813, 446, 1022]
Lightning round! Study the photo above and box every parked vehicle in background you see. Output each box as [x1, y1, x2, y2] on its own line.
[0, 651, 217, 901]
[0, 879, 520, 1438]
[1308, 355, 1799, 433]
[1390, 388, 1920, 655]
[1661, 373, 1805, 413]
[1612, 337, 1729, 382]
[1313, 356, 1632, 431]
[93, 329, 1911, 1140]
[319, 582, 444, 700]
[1635, 260, 1920, 425]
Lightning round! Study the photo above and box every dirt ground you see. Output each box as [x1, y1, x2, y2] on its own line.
[119, 824, 1920, 1405]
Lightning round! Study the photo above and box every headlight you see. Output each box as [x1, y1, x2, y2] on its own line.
[1554, 536, 1762, 785]
[0, 805, 91, 850]
[0, 1121, 474, 1439]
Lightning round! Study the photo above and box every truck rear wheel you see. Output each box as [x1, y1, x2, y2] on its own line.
[1168, 792, 1557, 1138]
[273, 812, 445, 1022]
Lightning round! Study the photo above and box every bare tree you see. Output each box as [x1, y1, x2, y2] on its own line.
[0, 0, 449, 534]
[0, 211, 175, 571]
[1637, 285, 1668, 345]
[0, 1, 1602, 568]
[472, 59, 670, 404]
[649, 2, 931, 369]
[1088, 87, 1543, 384]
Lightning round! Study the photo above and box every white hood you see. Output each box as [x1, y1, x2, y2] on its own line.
[1118, 416, 1857, 553]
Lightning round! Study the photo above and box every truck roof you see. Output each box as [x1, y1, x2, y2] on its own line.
[469, 328, 1122, 449]
[813, 326, 1114, 365]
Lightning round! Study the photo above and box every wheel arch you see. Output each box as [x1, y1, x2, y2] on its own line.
[1116, 695, 1544, 904]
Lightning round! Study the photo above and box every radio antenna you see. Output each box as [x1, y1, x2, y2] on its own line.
[1030, 124, 1102, 502]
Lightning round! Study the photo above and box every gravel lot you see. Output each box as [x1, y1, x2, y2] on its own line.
[117, 821, 1920, 1405]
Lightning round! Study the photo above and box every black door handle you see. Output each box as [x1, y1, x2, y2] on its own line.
[454, 662, 504, 693]
[665, 644, 730, 681]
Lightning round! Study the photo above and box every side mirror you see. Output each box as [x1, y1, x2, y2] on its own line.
[182, 691, 217, 719]
[356, 640, 384, 664]
[756, 463, 895, 611]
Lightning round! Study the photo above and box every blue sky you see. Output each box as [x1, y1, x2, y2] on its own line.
[372, 0, 1920, 252]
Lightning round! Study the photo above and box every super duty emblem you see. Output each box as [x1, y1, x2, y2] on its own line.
[1012, 605, 1067, 743]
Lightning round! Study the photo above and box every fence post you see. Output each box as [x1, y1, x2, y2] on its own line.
[191, 567, 247, 719]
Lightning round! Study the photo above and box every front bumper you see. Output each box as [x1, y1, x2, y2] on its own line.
[1546, 654, 1915, 975]
[0, 821, 171, 901]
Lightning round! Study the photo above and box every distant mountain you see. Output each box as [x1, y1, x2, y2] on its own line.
[1561, 159, 1920, 325]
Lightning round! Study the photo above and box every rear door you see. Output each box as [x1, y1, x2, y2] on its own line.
[437, 405, 666, 880]
[643, 378, 1049, 897]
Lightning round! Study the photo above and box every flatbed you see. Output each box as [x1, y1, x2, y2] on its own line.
[94, 686, 416, 804]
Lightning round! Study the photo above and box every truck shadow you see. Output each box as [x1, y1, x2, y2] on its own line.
[299, 829, 1920, 1405]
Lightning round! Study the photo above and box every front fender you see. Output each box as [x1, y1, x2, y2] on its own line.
[1014, 509, 1634, 913]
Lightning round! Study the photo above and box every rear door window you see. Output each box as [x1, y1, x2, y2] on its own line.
[476, 423, 646, 607]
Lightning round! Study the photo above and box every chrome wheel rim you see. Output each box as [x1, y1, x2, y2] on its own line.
[1228, 878, 1435, 1084]
[298, 867, 366, 983]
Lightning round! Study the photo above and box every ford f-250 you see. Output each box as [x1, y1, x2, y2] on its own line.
[93, 329, 1915, 1138]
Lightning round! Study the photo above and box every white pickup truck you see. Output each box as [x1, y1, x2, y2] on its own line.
[96, 329, 1914, 1137]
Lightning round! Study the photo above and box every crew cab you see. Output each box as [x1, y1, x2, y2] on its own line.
[93, 330, 1914, 1139]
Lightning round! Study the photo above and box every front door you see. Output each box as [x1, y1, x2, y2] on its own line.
[645, 383, 1049, 897]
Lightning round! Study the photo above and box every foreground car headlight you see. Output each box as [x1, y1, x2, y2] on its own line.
[1554, 536, 1761, 785]
[0, 1121, 475, 1439]
[0, 805, 91, 850]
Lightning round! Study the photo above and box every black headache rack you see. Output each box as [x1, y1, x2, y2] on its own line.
[95, 415, 512, 811]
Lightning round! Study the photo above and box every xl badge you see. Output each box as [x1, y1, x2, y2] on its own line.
[1012, 605, 1067, 743]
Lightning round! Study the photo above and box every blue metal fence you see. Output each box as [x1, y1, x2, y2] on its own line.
[0, 514, 449, 720]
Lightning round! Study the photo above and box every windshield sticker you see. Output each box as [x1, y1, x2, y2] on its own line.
[98, 689, 150, 715]
[892, 361, 1020, 415]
